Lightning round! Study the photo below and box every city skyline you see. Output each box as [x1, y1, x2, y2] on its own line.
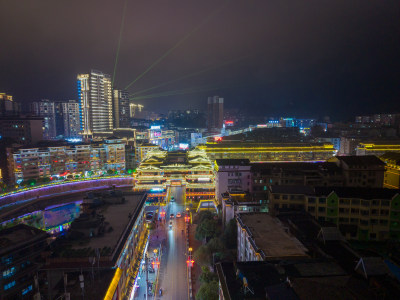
[1, 0, 399, 120]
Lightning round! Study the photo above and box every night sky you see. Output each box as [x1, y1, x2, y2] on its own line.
[1, 0, 399, 120]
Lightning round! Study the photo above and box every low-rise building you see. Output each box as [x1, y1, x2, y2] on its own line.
[236, 213, 308, 262]
[328, 155, 385, 188]
[221, 191, 268, 226]
[9, 138, 126, 184]
[268, 186, 400, 241]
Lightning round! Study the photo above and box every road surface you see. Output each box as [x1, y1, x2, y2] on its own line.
[156, 186, 188, 300]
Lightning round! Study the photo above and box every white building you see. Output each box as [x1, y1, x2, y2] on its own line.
[214, 159, 252, 203]
[77, 70, 113, 136]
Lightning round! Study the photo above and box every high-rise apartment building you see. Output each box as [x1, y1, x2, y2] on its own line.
[113, 89, 130, 128]
[31, 99, 56, 139]
[77, 70, 113, 136]
[0, 93, 20, 115]
[60, 100, 80, 138]
[207, 96, 224, 132]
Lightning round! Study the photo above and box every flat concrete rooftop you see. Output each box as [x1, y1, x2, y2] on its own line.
[72, 193, 144, 252]
[238, 213, 308, 259]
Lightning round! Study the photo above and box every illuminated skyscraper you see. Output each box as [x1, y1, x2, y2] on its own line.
[207, 96, 224, 132]
[77, 70, 113, 136]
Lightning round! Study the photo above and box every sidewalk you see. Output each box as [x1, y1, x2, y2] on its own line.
[188, 223, 202, 297]
[135, 222, 167, 299]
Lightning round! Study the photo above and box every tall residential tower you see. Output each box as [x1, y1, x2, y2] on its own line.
[77, 70, 113, 136]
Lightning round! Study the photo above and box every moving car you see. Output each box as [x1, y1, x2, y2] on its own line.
[176, 212, 181, 218]
[170, 213, 174, 219]
[170, 196, 175, 202]
[169, 221, 173, 229]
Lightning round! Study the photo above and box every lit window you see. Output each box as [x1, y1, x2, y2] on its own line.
[4, 280, 16, 291]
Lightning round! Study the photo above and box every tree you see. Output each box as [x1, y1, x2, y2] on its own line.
[196, 280, 218, 300]
[199, 266, 218, 284]
[222, 219, 237, 249]
[195, 218, 218, 241]
[196, 210, 215, 224]
[194, 245, 211, 266]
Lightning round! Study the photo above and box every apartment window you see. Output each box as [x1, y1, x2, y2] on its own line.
[380, 210, 389, 216]
[380, 220, 388, 225]
[318, 207, 325, 213]
[352, 199, 360, 205]
[319, 198, 326, 204]
[308, 206, 315, 213]
[308, 197, 316, 204]
[282, 195, 288, 200]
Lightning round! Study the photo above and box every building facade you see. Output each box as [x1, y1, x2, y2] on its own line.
[328, 155, 385, 188]
[9, 138, 126, 184]
[31, 99, 57, 139]
[214, 159, 252, 203]
[268, 186, 400, 241]
[207, 96, 224, 133]
[0, 116, 43, 145]
[77, 70, 113, 136]
[0, 93, 20, 115]
[134, 148, 215, 202]
[113, 89, 131, 129]
[60, 100, 80, 138]
[197, 142, 337, 162]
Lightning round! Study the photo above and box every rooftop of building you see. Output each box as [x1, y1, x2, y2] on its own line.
[334, 155, 385, 166]
[314, 186, 400, 200]
[216, 259, 363, 300]
[48, 192, 145, 266]
[201, 142, 336, 150]
[236, 213, 308, 259]
[222, 190, 254, 204]
[269, 185, 400, 200]
[251, 161, 341, 173]
[269, 185, 315, 195]
[0, 223, 48, 254]
[215, 158, 251, 166]
[380, 152, 400, 165]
